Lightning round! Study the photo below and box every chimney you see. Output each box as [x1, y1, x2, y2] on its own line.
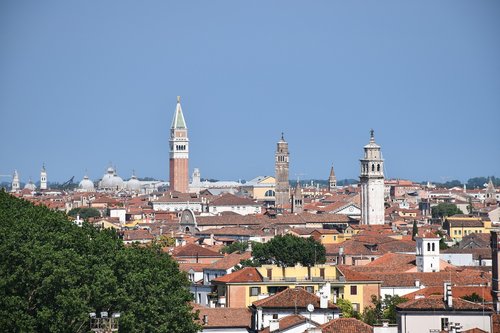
[269, 319, 279, 332]
[320, 291, 328, 309]
[415, 279, 420, 288]
[443, 282, 452, 308]
[203, 315, 208, 325]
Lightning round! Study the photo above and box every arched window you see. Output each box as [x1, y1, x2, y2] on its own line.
[427, 243, 431, 251]
[431, 243, 435, 251]
[372, 164, 375, 172]
[377, 164, 380, 172]
[265, 190, 275, 197]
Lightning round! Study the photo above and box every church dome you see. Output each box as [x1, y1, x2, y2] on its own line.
[24, 180, 36, 191]
[126, 174, 141, 192]
[79, 175, 95, 192]
[100, 167, 116, 189]
[111, 174, 124, 189]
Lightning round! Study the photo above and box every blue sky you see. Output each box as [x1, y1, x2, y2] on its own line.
[1, 1, 499, 184]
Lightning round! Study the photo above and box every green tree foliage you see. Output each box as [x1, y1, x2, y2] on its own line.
[67, 207, 101, 219]
[411, 220, 418, 241]
[221, 241, 249, 254]
[467, 176, 499, 189]
[337, 298, 360, 319]
[251, 234, 326, 267]
[153, 234, 176, 247]
[0, 190, 200, 333]
[362, 295, 407, 325]
[431, 203, 463, 219]
[461, 292, 484, 303]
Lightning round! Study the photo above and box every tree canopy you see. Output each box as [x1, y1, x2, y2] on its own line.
[67, 207, 101, 219]
[0, 190, 200, 333]
[250, 234, 326, 267]
[221, 241, 249, 254]
[362, 295, 408, 325]
[431, 203, 463, 219]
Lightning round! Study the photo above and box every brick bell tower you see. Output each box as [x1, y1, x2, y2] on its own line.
[169, 96, 189, 193]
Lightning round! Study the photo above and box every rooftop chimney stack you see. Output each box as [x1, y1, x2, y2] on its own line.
[444, 282, 453, 308]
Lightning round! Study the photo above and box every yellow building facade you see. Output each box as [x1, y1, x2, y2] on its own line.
[445, 216, 492, 242]
[212, 264, 380, 312]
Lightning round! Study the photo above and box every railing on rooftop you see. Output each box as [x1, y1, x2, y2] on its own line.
[261, 276, 339, 283]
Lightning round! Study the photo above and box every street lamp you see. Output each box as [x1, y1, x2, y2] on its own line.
[89, 311, 120, 333]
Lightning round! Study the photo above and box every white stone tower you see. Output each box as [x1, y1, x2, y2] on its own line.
[415, 231, 440, 272]
[40, 164, 47, 190]
[328, 164, 337, 191]
[11, 170, 20, 192]
[359, 130, 385, 225]
[169, 96, 189, 193]
[275, 133, 290, 210]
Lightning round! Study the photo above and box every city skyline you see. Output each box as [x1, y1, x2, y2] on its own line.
[1, 1, 499, 183]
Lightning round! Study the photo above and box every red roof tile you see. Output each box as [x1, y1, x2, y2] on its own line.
[320, 318, 373, 333]
[252, 287, 337, 310]
[213, 267, 263, 283]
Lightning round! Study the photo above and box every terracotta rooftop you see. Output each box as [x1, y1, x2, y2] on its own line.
[336, 265, 380, 282]
[206, 251, 252, 270]
[212, 267, 263, 283]
[252, 287, 338, 310]
[209, 193, 259, 206]
[259, 314, 314, 333]
[194, 306, 252, 328]
[404, 285, 492, 302]
[320, 317, 373, 333]
[396, 294, 492, 312]
[172, 243, 224, 258]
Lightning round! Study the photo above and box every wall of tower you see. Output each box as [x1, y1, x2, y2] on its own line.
[275, 141, 290, 209]
[360, 177, 385, 224]
[170, 158, 189, 193]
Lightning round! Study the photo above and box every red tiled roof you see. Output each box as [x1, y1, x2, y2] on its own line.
[212, 267, 263, 283]
[337, 266, 380, 282]
[252, 287, 338, 310]
[209, 193, 259, 206]
[194, 306, 252, 328]
[172, 243, 224, 258]
[404, 286, 492, 302]
[206, 251, 252, 270]
[320, 318, 373, 333]
[396, 294, 492, 312]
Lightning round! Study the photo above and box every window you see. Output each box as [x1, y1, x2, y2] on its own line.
[441, 318, 449, 330]
[427, 243, 431, 251]
[377, 164, 380, 172]
[272, 314, 278, 319]
[250, 287, 261, 296]
[305, 286, 314, 293]
[431, 243, 435, 251]
[265, 190, 275, 197]
[350, 286, 358, 295]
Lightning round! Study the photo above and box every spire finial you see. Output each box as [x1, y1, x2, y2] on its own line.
[177, 96, 181, 103]
[370, 129, 375, 142]
[281, 132, 284, 141]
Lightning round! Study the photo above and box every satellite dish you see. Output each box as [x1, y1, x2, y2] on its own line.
[307, 304, 314, 312]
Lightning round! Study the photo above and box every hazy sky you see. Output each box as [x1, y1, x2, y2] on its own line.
[1, 1, 499, 184]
